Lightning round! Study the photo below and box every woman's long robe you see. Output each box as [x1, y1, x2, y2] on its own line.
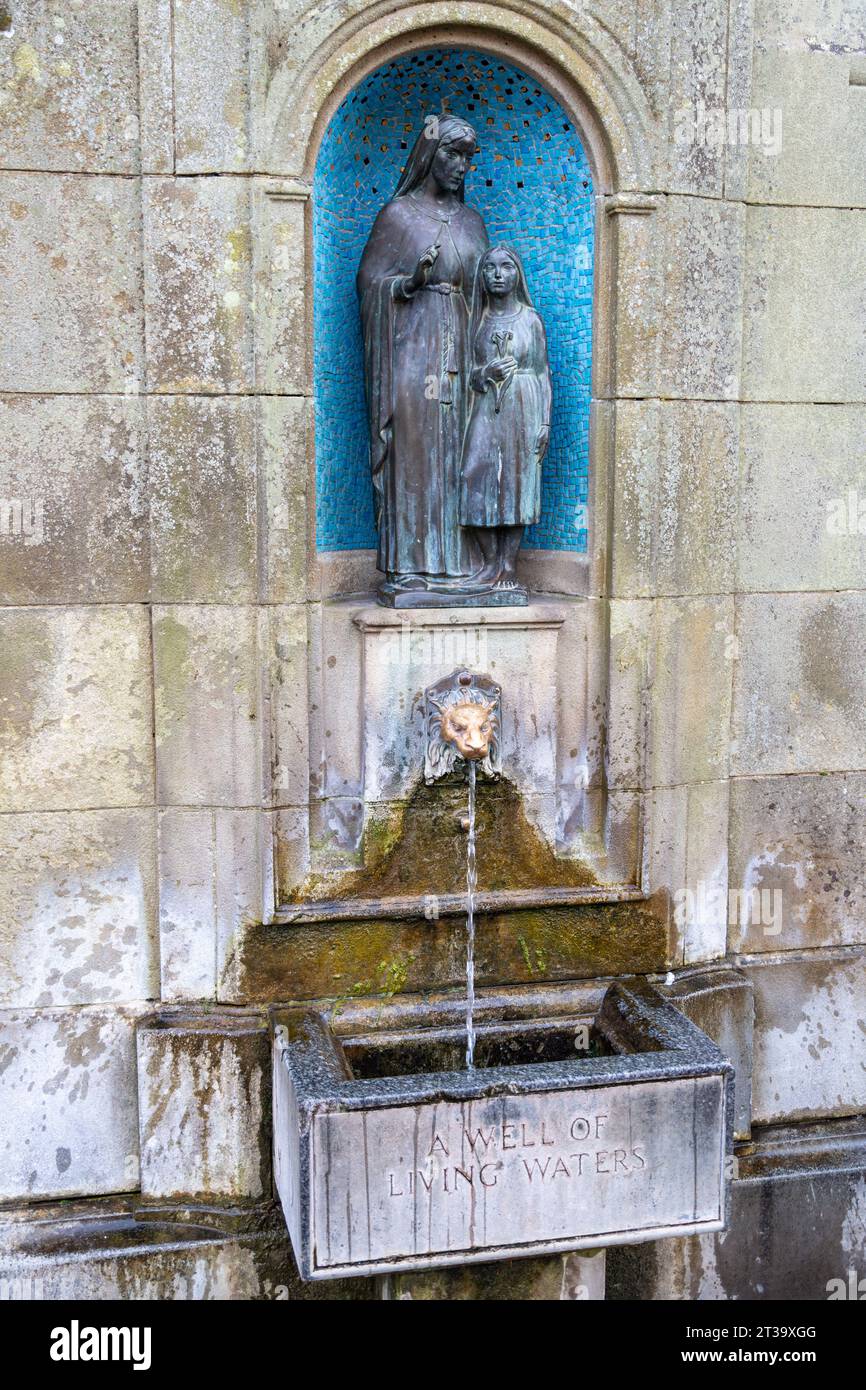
[357, 195, 489, 578]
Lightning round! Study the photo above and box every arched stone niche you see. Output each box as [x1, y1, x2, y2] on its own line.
[256, 8, 667, 979]
[313, 47, 595, 566]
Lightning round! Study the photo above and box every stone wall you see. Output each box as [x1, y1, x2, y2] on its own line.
[0, 0, 864, 1299]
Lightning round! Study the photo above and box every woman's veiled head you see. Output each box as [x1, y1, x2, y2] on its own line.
[394, 115, 478, 200]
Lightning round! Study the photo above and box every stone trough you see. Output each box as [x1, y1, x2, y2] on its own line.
[272, 979, 734, 1280]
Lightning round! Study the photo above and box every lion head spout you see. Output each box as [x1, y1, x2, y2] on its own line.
[424, 671, 502, 783]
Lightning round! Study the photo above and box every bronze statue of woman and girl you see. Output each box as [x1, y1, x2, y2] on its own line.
[357, 114, 552, 607]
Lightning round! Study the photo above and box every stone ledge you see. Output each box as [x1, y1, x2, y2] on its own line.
[351, 597, 573, 631]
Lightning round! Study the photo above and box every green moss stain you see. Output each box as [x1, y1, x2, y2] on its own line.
[241, 892, 670, 1005]
[288, 775, 597, 905]
[332, 951, 415, 1014]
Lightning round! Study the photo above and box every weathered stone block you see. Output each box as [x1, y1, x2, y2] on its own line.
[0, 1007, 141, 1199]
[0, 809, 157, 1009]
[744, 0, 866, 206]
[158, 806, 273, 1004]
[269, 605, 311, 808]
[307, 598, 363, 805]
[729, 773, 866, 954]
[0, 1, 140, 173]
[137, 1015, 270, 1201]
[746, 49, 866, 208]
[743, 206, 866, 403]
[607, 203, 662, 399]
[173, 0, 250, 173]
[137, 0, 174, 173]
[215, 807, 273, 999]
[153, 604, 264, 807]
[274, 806, 312, 907]
[606, 598, 651, 790]
[611, 400, 739, 598]
[737, 404, 866, 593]
[743, 950, 866, 1124]
[253, 185, 310, 395]
[157, 808, 217, 1003]
[651, 596, 734, 787]
[654, 400, 739, 595]
[663, 0, 728, 196]
[0, 173, 143, 392]
[149, 395, 257, 603]
[259, 396, 309, 605]
[0, 394, 148, 604]
[0, 606, 153, 813]
[659, 195, 744, 400]
[143, 177, 254, 393]
[646, 781, 730, 966]
[731, 592, 866, 776]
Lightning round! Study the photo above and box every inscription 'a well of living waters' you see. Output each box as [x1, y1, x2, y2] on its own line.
[386, 1111, 648, 1197]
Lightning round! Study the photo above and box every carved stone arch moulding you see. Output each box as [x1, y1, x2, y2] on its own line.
[264, 2, 657, 191]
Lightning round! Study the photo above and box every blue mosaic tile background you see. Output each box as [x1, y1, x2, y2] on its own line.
[313, 47, 594, 552]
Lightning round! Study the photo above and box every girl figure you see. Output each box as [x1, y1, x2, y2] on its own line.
[459, 245, 552, 591]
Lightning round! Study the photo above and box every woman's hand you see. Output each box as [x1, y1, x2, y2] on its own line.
[403, 244, 440, 296]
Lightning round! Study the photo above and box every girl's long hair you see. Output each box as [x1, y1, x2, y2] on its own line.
[468, 244, 534, 349]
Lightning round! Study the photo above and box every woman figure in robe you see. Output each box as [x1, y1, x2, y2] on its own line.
[459, 245, 552, 591]
[357, 114, 489, 598]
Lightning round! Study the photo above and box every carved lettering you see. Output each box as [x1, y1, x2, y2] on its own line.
[522, 1156, 552, 1182]
[386, 1105, 651, 1200]
[464, 1126, 496, 1152]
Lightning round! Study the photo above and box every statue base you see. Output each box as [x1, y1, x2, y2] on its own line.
[377, 581, 528, 609]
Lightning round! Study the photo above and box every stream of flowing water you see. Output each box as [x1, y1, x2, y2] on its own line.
[465, 761, 477, 1069]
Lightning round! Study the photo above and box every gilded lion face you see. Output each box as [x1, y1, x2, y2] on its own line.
[439, 700, 497, 761]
